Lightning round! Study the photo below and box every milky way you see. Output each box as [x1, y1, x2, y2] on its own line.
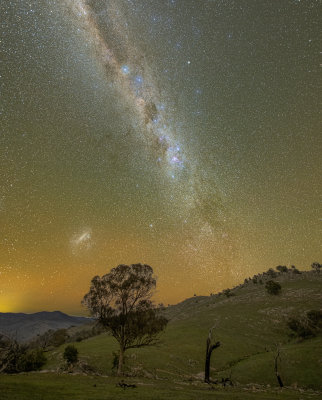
[66, 0, 189, 181]
[1, 0, 321, 313]
[60, 0, 227, 254]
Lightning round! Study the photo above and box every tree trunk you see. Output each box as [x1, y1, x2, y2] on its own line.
[204, 327, 220, 383]
[276, 373, 284, 388]
[204, 343, 211, 383]
[117, 346, 125, 376]
[274, 347, 284, 387]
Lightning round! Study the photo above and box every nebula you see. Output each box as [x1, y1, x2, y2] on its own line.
[65, 0, 186, 181]
[70, 228, 93, 254]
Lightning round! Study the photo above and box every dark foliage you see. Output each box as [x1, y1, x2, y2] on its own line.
[63, 345, 78, 365]
[32, 328, 70, 349]
[0, 336, 25, 373]
[265, 280, 281, 295]
[291, 266, 301, 274]
[18, 349, 46, 372]
[51, 329, 69, 347]
[287, 309, 322, 339]
[82, 263, 168, 375]
[276, 265, 288, 273]
[266, 268, 278, 278]
[287, 318, 314, 339]
[0, 335, 46, 373]
[311, 262, 322, 272]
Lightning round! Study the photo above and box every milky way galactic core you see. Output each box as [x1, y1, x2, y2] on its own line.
[65, 0, 206, 210]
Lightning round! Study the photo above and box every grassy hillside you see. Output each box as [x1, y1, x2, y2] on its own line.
[1, 271, 321, 399]
[43, 271, 322, 389]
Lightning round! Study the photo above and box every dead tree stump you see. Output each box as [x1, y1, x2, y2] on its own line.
[274, 346, 284, 387]
[204, 326, 220, 383]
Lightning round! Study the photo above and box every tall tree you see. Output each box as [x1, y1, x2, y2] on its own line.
[82, 263, 168, 375]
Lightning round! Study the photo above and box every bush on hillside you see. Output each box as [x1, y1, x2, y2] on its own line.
[276, 265, 288, 273]
[0, 335, 46, 373]
[287, 310, 322, 339]
[265, 280, 281, 295]
[18, 349, 46, 372]
[287, 318, 315, 339]
[266, 268, 278, 278]
[63, 345, 78, 365]
[223, 289, 235, 298]
[291, 266, 301, 274]
[51, 329, 69, 347]
[0, 338, 26, 373]
[311, 262, 321, 273]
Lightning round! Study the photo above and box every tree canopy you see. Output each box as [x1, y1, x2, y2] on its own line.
[265, 280, 281, 295]
[311, 262, 321, 272]
[82, 263, 168, 375]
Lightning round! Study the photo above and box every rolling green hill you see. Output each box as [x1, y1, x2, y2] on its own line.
[1, 270, 321, 399]
[45, 271, 322, 388]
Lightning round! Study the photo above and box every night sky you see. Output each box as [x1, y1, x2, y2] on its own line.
[1, 0, 321, 314]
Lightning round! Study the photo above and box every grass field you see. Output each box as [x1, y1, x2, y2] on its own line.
[1, 271, 321, 399]
[0, 373, 321, 400]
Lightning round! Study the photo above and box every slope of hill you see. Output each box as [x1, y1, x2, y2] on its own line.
[0, 311, 90, 342]
[45, 271, 322, 390]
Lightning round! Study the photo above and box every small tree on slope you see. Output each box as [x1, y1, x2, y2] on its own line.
[265, 280, 281, 295]
[82, 263, 168, 375]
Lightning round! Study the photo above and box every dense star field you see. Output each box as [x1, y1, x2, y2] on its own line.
[1, 0, 321, 313]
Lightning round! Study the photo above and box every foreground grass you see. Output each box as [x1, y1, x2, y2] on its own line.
[0, 373, 321, 400]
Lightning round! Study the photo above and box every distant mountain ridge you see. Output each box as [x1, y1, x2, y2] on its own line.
[0, 311, 90, 342]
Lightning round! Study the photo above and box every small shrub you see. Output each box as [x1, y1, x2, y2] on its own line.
[0, 338, 46, 373]
[51, 329, 69, 347]
[267, 268, 278, 278]
[287, 317, 314, 339]
[311, 262, 321, 273]
[223, 289, 235, 298]
[265, 280, 281, 295]
[63, 345, 78, 365]
[276, 265, 288, 273]
[287, 310, 322, 339]
[18, 349, 46, 372]
[0, 339, 27, 373]
[292, 268, 301, 274]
